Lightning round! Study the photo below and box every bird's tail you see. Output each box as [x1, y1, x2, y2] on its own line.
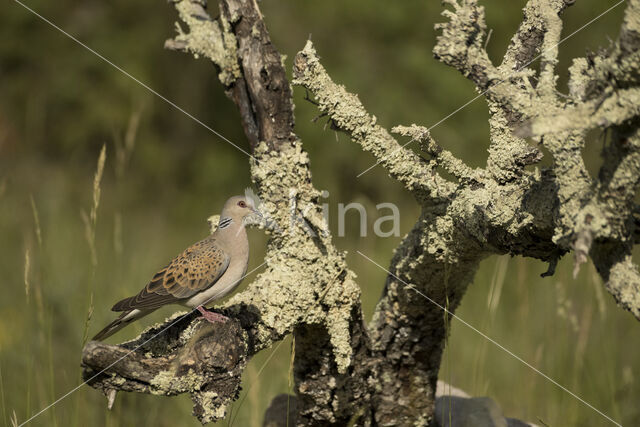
[92, 309, 148, 341]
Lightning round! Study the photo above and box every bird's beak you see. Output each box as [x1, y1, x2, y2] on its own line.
[251, 208, 263, 218]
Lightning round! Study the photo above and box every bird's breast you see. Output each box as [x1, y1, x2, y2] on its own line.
[184, 231, 249, 308]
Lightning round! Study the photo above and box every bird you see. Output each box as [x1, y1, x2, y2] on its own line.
[92, 195, 260, 341]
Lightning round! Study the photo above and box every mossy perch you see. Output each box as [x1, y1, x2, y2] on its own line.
[82, 312, 248, 423]
[82, 0, 640, 425]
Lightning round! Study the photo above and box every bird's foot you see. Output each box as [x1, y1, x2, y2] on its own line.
[196, 305, 228, 323]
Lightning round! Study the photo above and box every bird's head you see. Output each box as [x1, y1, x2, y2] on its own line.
[221, 195, 261, 222]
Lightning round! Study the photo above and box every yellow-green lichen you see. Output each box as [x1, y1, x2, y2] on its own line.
[293, 41, 444, 203]
[171, 1, 241, 86]
[150, 367, 205, 394]
[220, 142, 360, 373]
[196, 391, 227, 421]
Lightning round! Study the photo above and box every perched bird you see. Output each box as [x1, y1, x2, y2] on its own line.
[92, 195, 260, 341]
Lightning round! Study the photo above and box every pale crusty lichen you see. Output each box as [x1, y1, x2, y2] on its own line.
[207, 215, 220, 234]
[499, 0, 568, 72]
[392, 124, 481, 184]
[151, 368, 205, 394]
[168, 1, 241, 86]
[293, 9, 640, 424]
[434, 0, 568, 184]
[291, 18, 575, 422]
[434, 0, 493, 78]
[434, 0, 640, 320]
[221, 141, 361, 373]
[293, 41, 449, 203]
[111, 375, 126, 386]
[524, 88, 640, 136]
[194, 391, 228, 423]
[604, 255, 640, 319]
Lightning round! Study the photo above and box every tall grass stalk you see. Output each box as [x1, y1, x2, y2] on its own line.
[471, 256, 508, 395]
[81, 293, 95, 349]
[84, 144, 107, 269]
[0, 365, 7, 426]
[589, 263, 607, 319]
[24, 249, 31, 304]
[443, 260, 452, 427]
[74, 145, 103, 427]
[81, 145, 106, 347]
[114, 107, 142, 180]
[25, 356, 32, 423]
[112, 108, 141, 317]
[47, 314, 58, 427]
[30, 195, 42, 248]
[33, 273, 45, 328]
[28, 195, 46, 327]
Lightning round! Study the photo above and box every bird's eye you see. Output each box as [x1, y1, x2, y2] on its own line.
[238, 201, 247, 208]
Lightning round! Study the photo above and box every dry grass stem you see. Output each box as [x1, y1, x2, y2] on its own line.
[29, 195, 42, 248]
[82, 293, 94, 346]
[24, 248, 31, 304]
[115, 106, 142, 179]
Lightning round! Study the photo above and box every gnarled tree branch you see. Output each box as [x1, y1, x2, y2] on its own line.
[82, 0, 640, 425]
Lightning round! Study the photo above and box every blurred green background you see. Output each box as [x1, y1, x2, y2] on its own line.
[1, 0, 638, 426]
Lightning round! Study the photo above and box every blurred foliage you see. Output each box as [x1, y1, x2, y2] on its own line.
[0, 0, 638, 426]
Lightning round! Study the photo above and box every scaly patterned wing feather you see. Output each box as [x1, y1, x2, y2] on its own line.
[111, 236, 230, 311]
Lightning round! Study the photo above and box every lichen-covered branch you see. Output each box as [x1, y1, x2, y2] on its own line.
[433, 1, 640, 321]
[165, 0, 295, 151]
[82, 0, 640, 425]
[433, 0, 495, 90]
[293, 35, 561, 423]
[507, 0, 640, 319]
[591, 243, 640, 319]
[84, 0, 365, 423]
[500, 0, 570, 72]
[292, 0, 640, 422]
[293, 41, 454, 204]
[392, 124, 480, 184]
[82, 313, 247, 423]
[164, 0, 240, 86]
[433, 0, 560, 183]
[521, 88, 640, 136]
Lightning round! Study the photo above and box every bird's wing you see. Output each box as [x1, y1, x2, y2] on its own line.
[111, 236, 230, 311]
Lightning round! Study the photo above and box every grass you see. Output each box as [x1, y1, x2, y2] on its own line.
[24, 249, 31, 305]
[439, 255, 640, 426]
[443, 260, 452, 427]
[81, 145, 105, 347]
[0, 366, 6, 424]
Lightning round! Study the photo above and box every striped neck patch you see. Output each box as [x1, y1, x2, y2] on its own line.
[218, 217, 233, 229]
